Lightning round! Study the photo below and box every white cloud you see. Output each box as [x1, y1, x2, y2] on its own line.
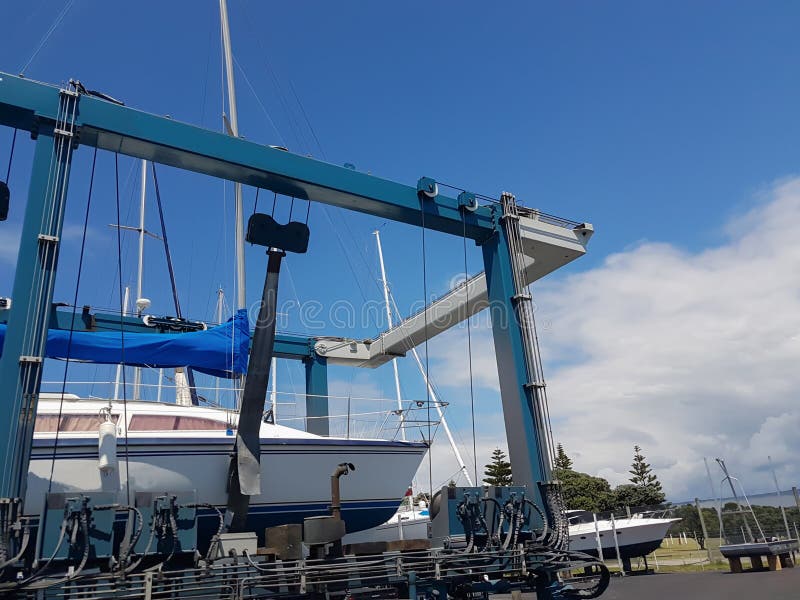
[537, 177, 800, 500]
[420, 177, 800, 502]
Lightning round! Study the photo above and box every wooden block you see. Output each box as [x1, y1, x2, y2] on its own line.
[729, 557, 743, 573]
[749, 555, 763, 570]
[779, 553, 794, 568]
[767, 555, 781, 571]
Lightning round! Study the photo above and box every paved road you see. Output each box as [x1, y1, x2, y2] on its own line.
[493, 568, 800, 599]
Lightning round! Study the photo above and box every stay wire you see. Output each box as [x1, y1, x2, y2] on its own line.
[47, 146, 98, 492]
[252, 187, 260, 216]
[462, 213, 478, 485]
[419, 197, 433, 500]
[115, 153, 131, 505]
[5, 128, 17, 183]
[150, 163, 182, 317]
[19, 0, 75, 75]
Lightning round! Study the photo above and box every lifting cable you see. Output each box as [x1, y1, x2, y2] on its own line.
[151, 163, 200, 405]
[462, 213, 478, 485]
[114, 153, 132, 505]
[419, 198, 433, 501]
[47, 147, 98, 492]
[4, 128, 17, 183]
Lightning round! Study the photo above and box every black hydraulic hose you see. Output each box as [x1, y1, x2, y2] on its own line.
[143, 502, 179, 573]
[524, 499, 549, 544]
[71, 507, 91, 579]
[18, 512, 70, 584]
[480, 498, 503, 549]
[186, 503, 225, 563]
[0, 521, 30, 571]
[124, 513, 158, 574]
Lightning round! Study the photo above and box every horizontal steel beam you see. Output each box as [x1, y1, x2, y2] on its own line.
[316, 217, 593, 367]
[0, 73, 495, 240]
[0, 307, 314, 360]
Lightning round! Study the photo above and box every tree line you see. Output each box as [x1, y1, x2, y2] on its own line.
[483, 443, 666, 512]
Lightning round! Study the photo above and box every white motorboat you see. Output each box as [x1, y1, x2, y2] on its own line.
[29, 394, 428, 543]
[342, 499, 430, 545]
[343, 504, 678, 562]
[566, 510, 679, 560]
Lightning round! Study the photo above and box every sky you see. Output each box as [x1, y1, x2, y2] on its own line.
[1, 1, 800, 501]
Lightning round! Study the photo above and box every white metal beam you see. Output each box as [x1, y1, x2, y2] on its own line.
[315, 215, 593, 367]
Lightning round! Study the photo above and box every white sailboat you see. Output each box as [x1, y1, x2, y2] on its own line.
[30, 395, 426, 541]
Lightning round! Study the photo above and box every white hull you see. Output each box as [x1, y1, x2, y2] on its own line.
[342, 506, 429, 545]
[342, 509, 678, 559]
[28, 397, 427, 536]
[569, 517, 679, 557]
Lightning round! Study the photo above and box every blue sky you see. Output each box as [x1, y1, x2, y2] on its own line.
[2, 1, 800, 499]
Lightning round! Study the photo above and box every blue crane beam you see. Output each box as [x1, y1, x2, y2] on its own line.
[0, 307, 316, 360]
[0, 72, 495, 240]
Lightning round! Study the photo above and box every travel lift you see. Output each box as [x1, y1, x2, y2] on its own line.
[0, 73, 605, 598]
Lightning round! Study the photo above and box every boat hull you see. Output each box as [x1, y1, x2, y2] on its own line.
[568, 518, 679, 559]
[28, 435, 427, 543]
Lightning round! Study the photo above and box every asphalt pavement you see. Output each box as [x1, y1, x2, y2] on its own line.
[492, 567, 800, 599]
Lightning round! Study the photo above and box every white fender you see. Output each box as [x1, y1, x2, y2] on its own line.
[98, 420, 118, 474]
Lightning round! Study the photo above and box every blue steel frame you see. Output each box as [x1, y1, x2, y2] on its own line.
[0, 71, 558, 509]
[0, 307, 317, 361]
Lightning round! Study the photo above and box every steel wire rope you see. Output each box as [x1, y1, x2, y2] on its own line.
[419, 197, 433, 502]
[91, 159, 138, 399]
[47, 147, 98, 492]
[8, 89, 70, 495]
[115, 153, 132, 505]
[18, 0, 76, 75]
[198, 2, 216, 128]
[239, 0, 308, 152]
[461, 212, 479, 485]
[231, 54, 288, 148]
[4, 128, 17, 183]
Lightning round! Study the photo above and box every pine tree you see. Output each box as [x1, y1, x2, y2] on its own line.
[484, 448, 513, 486]
[554, 443, 573, 472]
[627, 445, 665, 505]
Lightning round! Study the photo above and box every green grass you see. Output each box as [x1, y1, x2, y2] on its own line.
[622, 537, 731, 573]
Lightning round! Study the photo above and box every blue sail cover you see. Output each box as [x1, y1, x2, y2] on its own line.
[0, 309, 250, 378]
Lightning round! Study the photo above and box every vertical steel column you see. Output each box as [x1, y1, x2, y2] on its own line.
[304, 354, 329, 436]
[481, 208, 547, 508]
[0, 95, 77, 502]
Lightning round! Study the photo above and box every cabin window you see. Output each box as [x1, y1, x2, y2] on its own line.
[35, 414, 119, 433]
[128, 415, 228, 431]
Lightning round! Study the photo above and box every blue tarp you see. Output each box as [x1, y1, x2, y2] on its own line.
[0, 309, 250, 378]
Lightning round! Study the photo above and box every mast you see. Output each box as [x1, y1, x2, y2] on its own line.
[270, 356, 277, 422]
[219, 0, 246, 311]
[215, 287, 225, 405]
[113, 286, 130, 401]
[374, 230, 405, 441]
[133, 160, 150, 401]
[376, 233, 474, 486]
